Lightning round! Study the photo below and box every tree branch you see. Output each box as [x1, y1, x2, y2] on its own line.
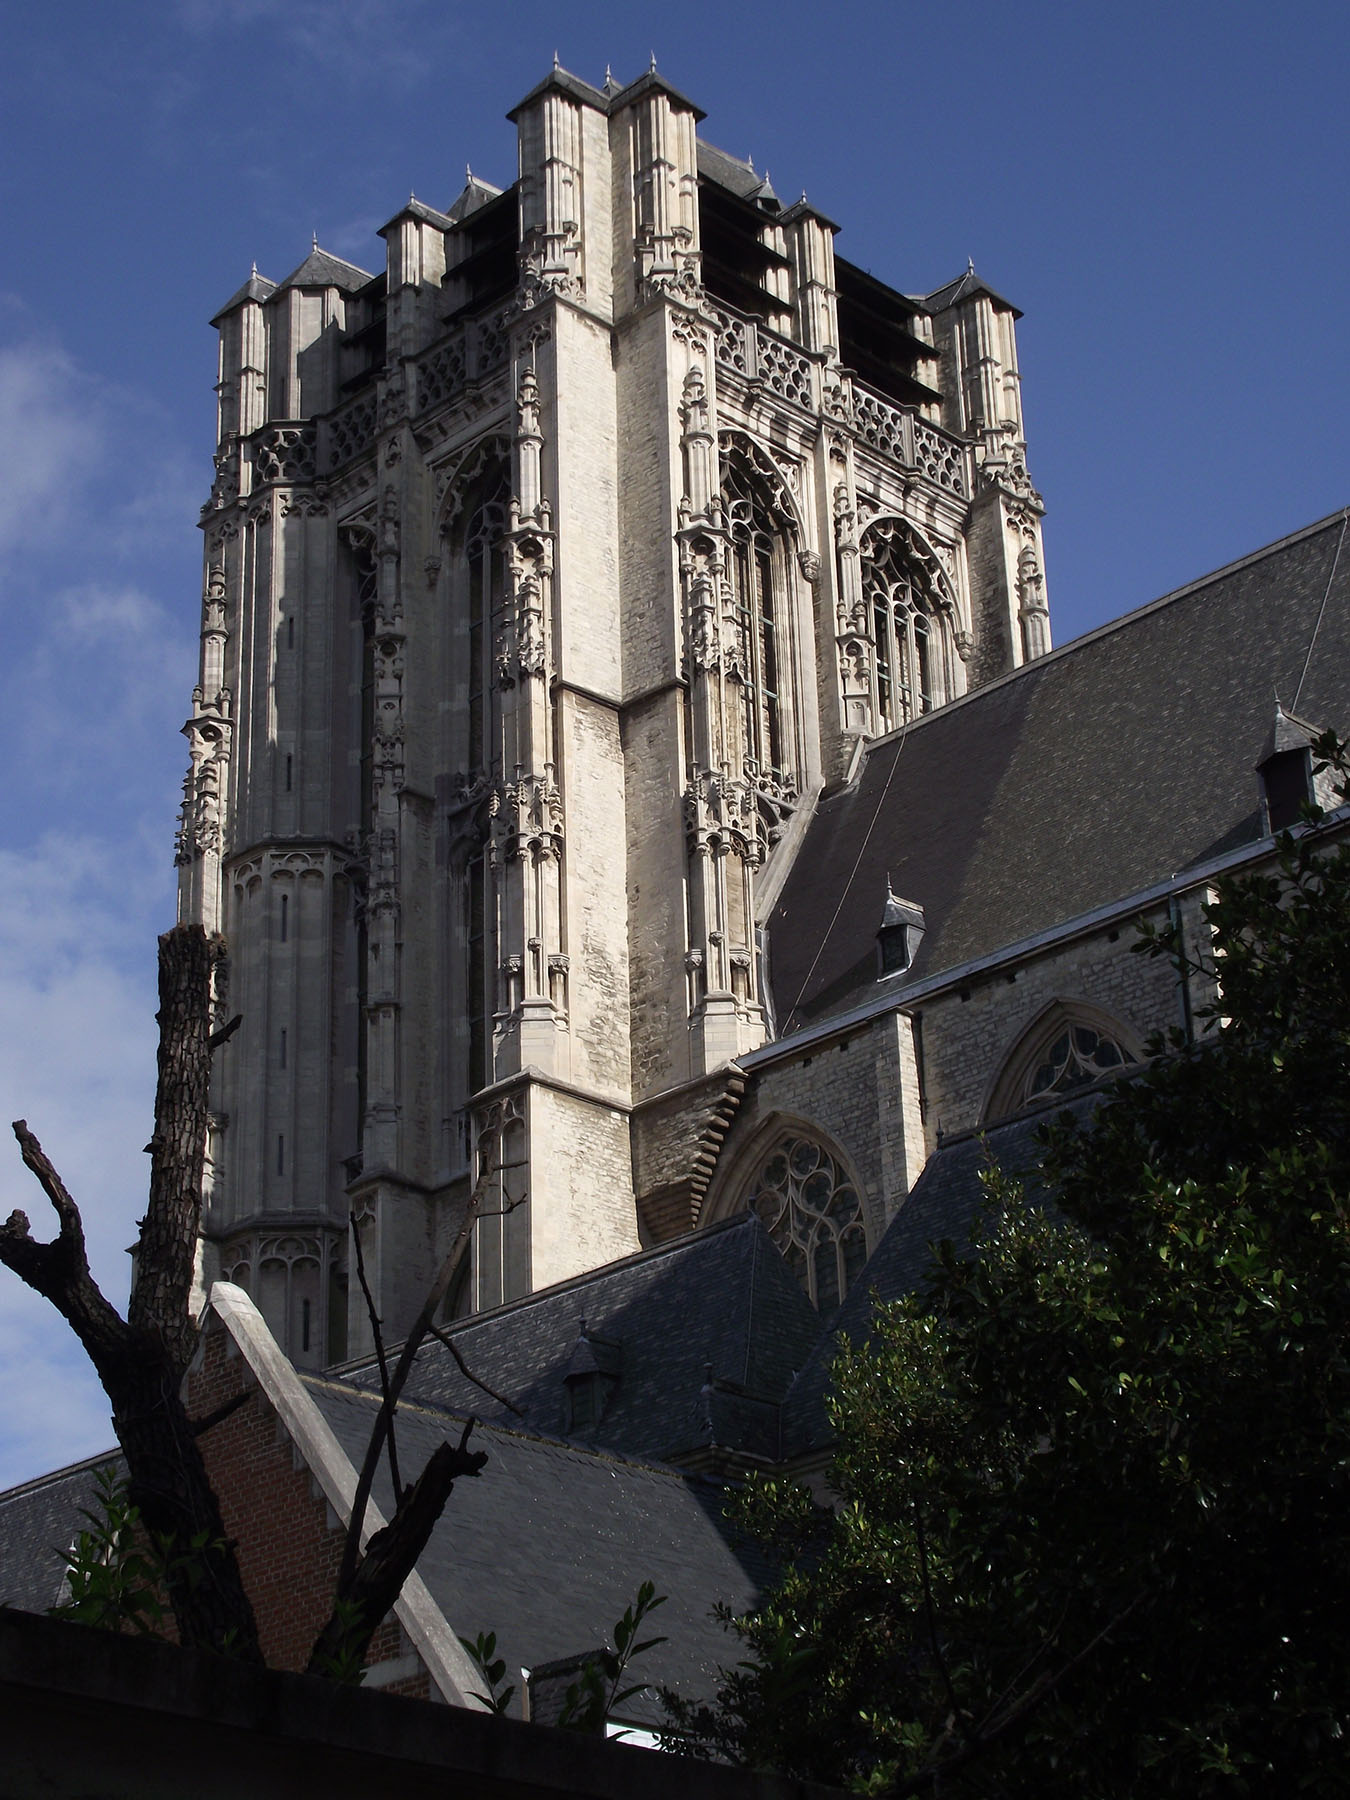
[189, 1390, 251, 1438]
[306, 1418, 487, 1678]
[208, 1013, 243, 1051]
[338, 1165, 492, 1595]
[426, 1320, 524, 1417]
[350, 1210, 403, 1503]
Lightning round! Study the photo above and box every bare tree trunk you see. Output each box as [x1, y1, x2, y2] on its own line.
[3, 925, 262, 1662]
[130, 922, 212, 1379]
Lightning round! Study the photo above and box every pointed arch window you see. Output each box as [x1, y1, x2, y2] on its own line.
[984, 1003, 1141, 1123]
[860, 520, 954, 732]
[443, 450, 509, 1102]
[458, 467, 510, 778]
[722, 456, 795, 789]
[740, 1131, 868, 1312]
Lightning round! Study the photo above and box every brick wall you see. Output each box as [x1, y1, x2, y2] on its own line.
[190, 1318, 429, 1697]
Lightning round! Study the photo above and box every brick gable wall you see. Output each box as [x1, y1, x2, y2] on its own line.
[190, 1318, 430, 1697]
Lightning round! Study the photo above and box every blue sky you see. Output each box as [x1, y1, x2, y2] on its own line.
[0, 0, 1347, 1488]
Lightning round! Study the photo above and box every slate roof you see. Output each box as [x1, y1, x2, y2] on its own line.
[697, 140, 769, 201]
[0, 1449, 123, 1614]
[379, 197, 456, 236]
[923, 266, 1020, 316]
[306, 1379, 766, 1721]
[209, 270, 276, 324]
[273, 246, 375, 295]
[770, 510, 1350, 1030]
[345, 1214, 821, 1465]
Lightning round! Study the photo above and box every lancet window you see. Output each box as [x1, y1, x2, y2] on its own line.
[739, 1131, 868, 1312]
[459, 466, 510, 778]
[860, 520, 954, 732]
[722, 456, 796, 789]
[443, 456, 509, 1100]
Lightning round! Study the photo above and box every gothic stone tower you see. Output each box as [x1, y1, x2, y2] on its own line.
[179, 63, 1051, 1364]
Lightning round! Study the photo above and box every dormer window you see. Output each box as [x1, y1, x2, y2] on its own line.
[877, 889, 925, 978]
[563, 1323, 621, 1434]
[1256, 702, 1318, 833]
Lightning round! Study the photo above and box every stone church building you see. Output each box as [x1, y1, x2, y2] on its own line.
[182, 58, 1063, 1364]
[4, 61, 1346, 1716]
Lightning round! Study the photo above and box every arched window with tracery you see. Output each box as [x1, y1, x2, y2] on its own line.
[984, 1004, 1141, 1123]
[739, 1130, 868, 1312]
[442, 450, 509, 1098]
[860, 519, 955, 732]
[721, 453, 797, 792]
[456, 463, 510, 779]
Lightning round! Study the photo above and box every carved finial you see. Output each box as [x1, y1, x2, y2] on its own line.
[312, 230, 319, 251]
[800, 190, 808, 205]
[649, 50, 657, 71]
[604, 63, 612, 84]
[250, 261, 258, 279]
[747, 151, 755, 171]
[466, 162, 473, 183]
[553, 48, 560, 69]
[967, 256, 975, 275]
[409, 190, 416, 205]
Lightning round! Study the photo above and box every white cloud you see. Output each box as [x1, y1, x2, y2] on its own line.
[0, 340, 103, 559]
[0, 831, 167, 1487]
[0, 1297, 118, 1495]
[173, 0, 441, 84]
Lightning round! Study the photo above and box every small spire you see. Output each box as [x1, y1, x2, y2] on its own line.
[312, 230, 319, 251]
[649, 50, 657, 71]
[250, 260, 258, 279]
[800, 190, 808, 205]
[604, 63, 612, 84]
[553, 48, 560, 69]
[966, 255, 975, 275]
[747, 151, 755, 171]
[466, 162, 473, 183]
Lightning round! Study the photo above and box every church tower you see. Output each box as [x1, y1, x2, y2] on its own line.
[179, 63, 1051, 1363]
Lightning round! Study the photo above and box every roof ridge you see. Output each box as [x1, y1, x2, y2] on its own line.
[0, 1445, 122, 1502]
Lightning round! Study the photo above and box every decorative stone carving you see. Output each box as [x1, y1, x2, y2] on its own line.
[254, 423, 317, 486]
[670, 312, 710, 355]
[489, 769, 565, 864]
[978, 421, 1042, 506]
[324, 392, 378, 471]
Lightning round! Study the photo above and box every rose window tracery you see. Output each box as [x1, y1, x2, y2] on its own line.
[741, 1133, 868, 1312]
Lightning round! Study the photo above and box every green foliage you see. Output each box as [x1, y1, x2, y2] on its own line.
[461, 1584, 666, 1733]
[678, 738, 1350, 1794]
[558, 1581, 667, 1735]
[309, 1596, 370, 1685]
[51, 1465, 225, 1641]
[459, 1629, 516, 1715]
